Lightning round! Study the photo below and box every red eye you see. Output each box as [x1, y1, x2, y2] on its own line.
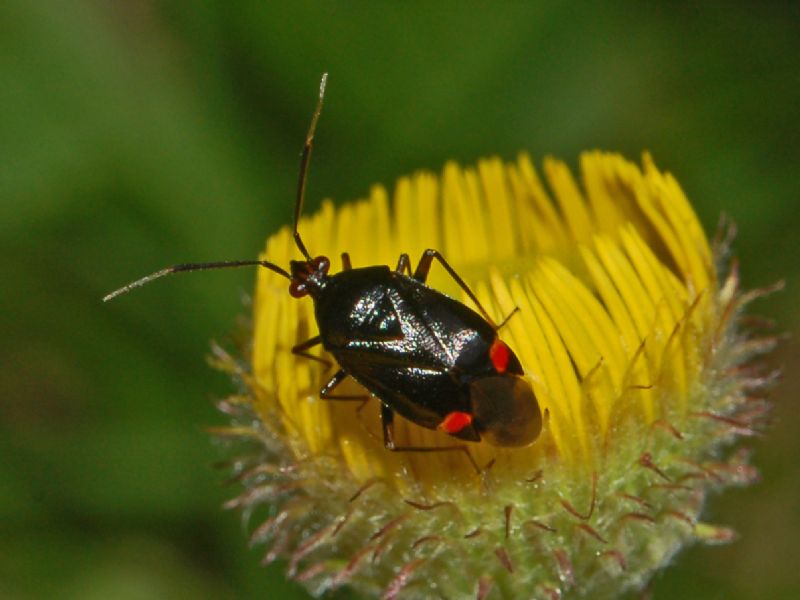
[489, 339, 510, 373]
[289, 281, 308, 298]
[313, 256, 330, 274]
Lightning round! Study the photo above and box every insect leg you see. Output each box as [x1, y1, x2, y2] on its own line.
[320, 369, 370, 401]
[496, 306, 521, 330]
[413, 249, 498, 328]
[380, 404, 399, 449]
[291, 335, 332, 367]
[380, 404, 480, 474]
[341, 252, 352, 271]
[395, 253, 413, 276]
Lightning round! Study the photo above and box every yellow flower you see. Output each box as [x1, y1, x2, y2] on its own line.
[215, 152, 775, 599]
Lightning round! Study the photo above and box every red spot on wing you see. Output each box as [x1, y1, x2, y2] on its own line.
[438, 411, 473, 435]
[490, 339, 510, 373]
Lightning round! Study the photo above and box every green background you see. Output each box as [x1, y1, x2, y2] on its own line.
[2, 2, 798, 599]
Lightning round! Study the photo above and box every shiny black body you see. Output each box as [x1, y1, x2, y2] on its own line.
[317, 266, 504, 431]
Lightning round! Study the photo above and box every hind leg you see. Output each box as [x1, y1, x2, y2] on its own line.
[379, 404, 480, 474]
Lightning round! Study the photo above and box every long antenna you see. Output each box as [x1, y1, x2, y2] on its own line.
[103, 260, 291, 302]
[293, 73, 328, 261]
[103, 75, 329, 303]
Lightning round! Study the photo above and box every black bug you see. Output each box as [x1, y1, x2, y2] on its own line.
[105, 74, 542, 456]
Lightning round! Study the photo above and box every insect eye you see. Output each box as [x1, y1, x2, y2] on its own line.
[289, 280, 308, 298]
[313, 256, 330, 274]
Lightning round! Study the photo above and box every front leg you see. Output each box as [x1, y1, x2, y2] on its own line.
[292, 335, 331, 367]
[395, 253, 412, 276]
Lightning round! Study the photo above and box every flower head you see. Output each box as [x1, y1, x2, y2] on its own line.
[215, 152, 776, 599]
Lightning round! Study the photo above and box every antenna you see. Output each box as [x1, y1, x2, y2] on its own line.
[293, 73, 327, 262]
[103, 74, 330, 303]
[103, 260, 291, 302]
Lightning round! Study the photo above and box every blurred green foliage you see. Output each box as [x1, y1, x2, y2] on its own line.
[1, 2, 798, 599]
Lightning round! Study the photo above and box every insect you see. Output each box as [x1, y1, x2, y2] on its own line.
[105, 74, 542, 456]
